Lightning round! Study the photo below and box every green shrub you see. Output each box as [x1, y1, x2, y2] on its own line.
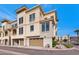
[64, 44, 73, 48]
[52, 40, 57, 47]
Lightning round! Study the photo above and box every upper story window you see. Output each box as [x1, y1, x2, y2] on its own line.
[29, 13, 35, 22]
[30, 25, 34, 32]
[46, 22, 49, 31]
[42, 22, 45, 32]
[42, 21, 49, 32]
[19, 17, 23, 24]
[19, 27, 23, 35]
[12, 23, 17, 28]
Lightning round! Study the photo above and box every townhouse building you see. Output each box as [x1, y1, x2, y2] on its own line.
[0, 5, 57, 48]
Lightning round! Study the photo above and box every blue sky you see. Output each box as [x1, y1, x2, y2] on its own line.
[0, 4, 79, 36]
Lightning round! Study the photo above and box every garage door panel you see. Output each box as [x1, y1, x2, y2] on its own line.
[20, 39, 24, 46]
[29, 39, 43, 47]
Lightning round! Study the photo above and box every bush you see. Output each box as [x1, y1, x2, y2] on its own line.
[52, 40, 57, 47]
[64, 44, 73, 48]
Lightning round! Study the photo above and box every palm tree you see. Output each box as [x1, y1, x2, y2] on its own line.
[74, 29, 79, 44]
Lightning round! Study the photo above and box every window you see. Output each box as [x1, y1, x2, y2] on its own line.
[12, 24, 17, 28]
[29, 13, 35, 22]
[42, 21, 49, 32]
[42, 22, 45, 32]
[19, 27, 23, 34]
[46, 22, 49, 31]
[19, 17, 23, 24]
[30, 25, 34, 32]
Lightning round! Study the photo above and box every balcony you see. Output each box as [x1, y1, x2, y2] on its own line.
[40, 18, 53, 23]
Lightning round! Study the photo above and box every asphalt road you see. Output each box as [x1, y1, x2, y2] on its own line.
[0, 49, 25, 55]
[0, 51, 14, 55]
[0, 46, 79, 55]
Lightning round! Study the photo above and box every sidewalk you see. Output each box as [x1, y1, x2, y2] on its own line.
[0, 45, 78, 51]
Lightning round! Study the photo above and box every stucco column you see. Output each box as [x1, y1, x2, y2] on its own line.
[43, 37, 52, 48]
[10, 30, 13, 46]
[7, 30, 10, 46]
[50, 21, 53, 32]
[24, 37, 27, 47]
[19, 40, 20, 46]
[11, 39, 13, 47]
[27, 38, 29, 47]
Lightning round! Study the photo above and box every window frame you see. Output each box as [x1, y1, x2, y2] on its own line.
[41, 21, 50, 32]
[46, 21, 49, 31]
[19, 27, 23, 35]
[42, 22, 45, 32]
[12, 23, 17, 28]
[19, 17, 23, 24]
[29, 13, 35, 22]
[30, 25, 34, 32]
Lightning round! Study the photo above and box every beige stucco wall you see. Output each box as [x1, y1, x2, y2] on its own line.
[40, 12, 57, 38]
[25, 8, 41, 36]
[16, 11, 26, 36]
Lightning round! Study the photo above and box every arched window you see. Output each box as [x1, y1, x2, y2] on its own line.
[13, 29, 17, 35]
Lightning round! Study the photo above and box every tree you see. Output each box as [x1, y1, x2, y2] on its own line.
[74, 29, 79, 44]
[74, 29, 79, 36]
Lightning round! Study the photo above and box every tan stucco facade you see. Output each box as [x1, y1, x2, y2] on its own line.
[0, 5, 58, 48]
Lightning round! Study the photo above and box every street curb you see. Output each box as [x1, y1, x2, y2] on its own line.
[0, 45, 78, 51]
